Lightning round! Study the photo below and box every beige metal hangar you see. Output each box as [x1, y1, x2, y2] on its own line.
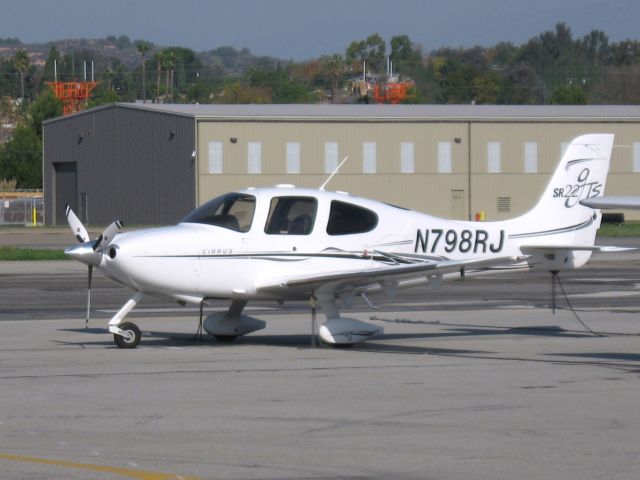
[44, 103, 640, 225]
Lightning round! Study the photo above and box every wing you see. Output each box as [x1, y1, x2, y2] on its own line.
[255, 255, 525, 298]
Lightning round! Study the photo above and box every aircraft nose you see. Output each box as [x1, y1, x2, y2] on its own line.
[64, 242, 103, 267]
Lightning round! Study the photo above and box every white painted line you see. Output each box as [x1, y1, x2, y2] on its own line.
[567, 291, 640, 299]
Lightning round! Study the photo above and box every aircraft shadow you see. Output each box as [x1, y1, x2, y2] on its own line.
[546, 352, 640, 363]
[55, 328, 640, 371]
[385, 324, 594, 339]
[58, 323, 591, 356]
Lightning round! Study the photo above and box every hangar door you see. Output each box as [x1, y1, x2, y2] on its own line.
[451, 189, 466, 220]
[53, 162, 77, 225]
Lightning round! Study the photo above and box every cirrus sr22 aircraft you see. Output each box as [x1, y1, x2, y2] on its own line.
[65, 133, 618, 348]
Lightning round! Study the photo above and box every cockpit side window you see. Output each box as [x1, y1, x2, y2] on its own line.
[327, 200, 378, 235]
[181, 193, 255, 232]
[265, 196, 317, 235]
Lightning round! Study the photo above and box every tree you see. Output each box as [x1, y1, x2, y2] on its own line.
[549, 84, 587, 104]
[246, 66, 314, 103]
[486, 42, 517, 67]
[43, 45, 61, 82]
[87, 88, 119, 108]
[390, 35, 420, 74]
[503, 63, 546, 104]
[346, 33, 386, 74]
[320, 54, 345, 100]
[0, 89, 61, 189]
[430, 56, 477, 103]
[28, 89, 62, 137]
[0, 124, 42, 188]
[610, 40, 640, 66]
[161, 51, 176, 102]
[217, 81, 271, 104]
[365, 34, 386, 73]
[472, 71, 502, 104]
[155, 52, 162, 101]
[136, 41, 151, 102]
[590, 64, 640, 104]
[579, 30, 610, 67]
[12, 50, 29, 100]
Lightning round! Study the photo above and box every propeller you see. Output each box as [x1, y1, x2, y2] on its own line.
[86, 265, 93, 329]
[64, 204, 123, 328]
[92, 220, 124, 252]
[65, 204, 89, 243]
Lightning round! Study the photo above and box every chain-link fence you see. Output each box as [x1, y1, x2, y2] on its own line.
[0, 192, 44, 225]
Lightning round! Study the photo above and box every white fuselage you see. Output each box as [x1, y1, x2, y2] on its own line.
[97, 186, 594, 304]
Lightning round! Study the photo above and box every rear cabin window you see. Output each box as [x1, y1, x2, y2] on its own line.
[265, 196, 317, 235]
[181, 193, 255, 232]
[327, 201, 378, 235]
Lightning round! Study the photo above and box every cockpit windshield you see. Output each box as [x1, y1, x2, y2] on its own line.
[182, 193, 255, 232]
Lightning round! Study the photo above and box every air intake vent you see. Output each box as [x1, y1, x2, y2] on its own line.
[497, 197, 511, 212]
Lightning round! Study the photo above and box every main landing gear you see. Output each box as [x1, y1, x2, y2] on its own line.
[108, 295, 266, 349]
[107, 292, 382, 349]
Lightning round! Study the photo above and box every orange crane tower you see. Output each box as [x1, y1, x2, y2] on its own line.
[46, 80, 99, 115]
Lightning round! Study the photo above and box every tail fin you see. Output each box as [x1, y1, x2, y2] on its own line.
[510, 134, 614, 255]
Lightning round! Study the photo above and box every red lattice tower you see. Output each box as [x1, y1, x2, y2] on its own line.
[373, 80, 415, 104]
[46, 81, 99, 115]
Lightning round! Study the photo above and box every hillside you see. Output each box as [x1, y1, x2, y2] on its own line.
[0, 35, 282, 77]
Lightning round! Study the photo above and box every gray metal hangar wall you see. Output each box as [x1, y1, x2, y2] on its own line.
[43, 105, 196, 226]
[43, 103, 640, 225]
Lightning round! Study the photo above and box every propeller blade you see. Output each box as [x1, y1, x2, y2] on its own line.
[65, 204, 89, 243]
[85, 265, 93, 329]
[93, 220, 124, 251]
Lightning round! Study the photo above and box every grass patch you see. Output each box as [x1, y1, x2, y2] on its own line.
[0, 247, 68, 261]
[598, 221, 640, 237]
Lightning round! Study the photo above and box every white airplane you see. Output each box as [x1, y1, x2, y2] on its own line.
[65, 133, 618, 349]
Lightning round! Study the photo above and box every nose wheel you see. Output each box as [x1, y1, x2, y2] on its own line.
[113, 322, 141, 349]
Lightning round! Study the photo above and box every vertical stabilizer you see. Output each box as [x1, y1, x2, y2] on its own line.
[509, 134, 614, 250]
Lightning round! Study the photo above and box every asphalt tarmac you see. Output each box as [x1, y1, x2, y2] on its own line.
[0, 238, 639, 479]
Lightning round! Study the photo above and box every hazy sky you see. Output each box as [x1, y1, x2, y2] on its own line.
[1, 0, 638, 59]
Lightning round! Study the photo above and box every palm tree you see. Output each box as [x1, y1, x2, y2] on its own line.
[161, 51, 176, 103]
[321, 54, 345, 101]
[136, 41, 151, 102]
[12, 50, 30, 100]
[156, 52, 163, 101]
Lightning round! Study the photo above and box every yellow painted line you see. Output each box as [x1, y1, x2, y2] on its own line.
[0, 453, 201, 480]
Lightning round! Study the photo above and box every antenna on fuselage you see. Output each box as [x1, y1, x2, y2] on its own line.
[319, 155, 349, 191]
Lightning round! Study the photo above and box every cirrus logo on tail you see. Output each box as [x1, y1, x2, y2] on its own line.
[552, 167, 603, 208]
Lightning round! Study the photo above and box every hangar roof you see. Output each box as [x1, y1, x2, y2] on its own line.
[45, 102, 640, 124]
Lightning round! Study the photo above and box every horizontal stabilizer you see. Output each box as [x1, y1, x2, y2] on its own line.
[580, 196, 640, 210]
[521, 245, 634, 253]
